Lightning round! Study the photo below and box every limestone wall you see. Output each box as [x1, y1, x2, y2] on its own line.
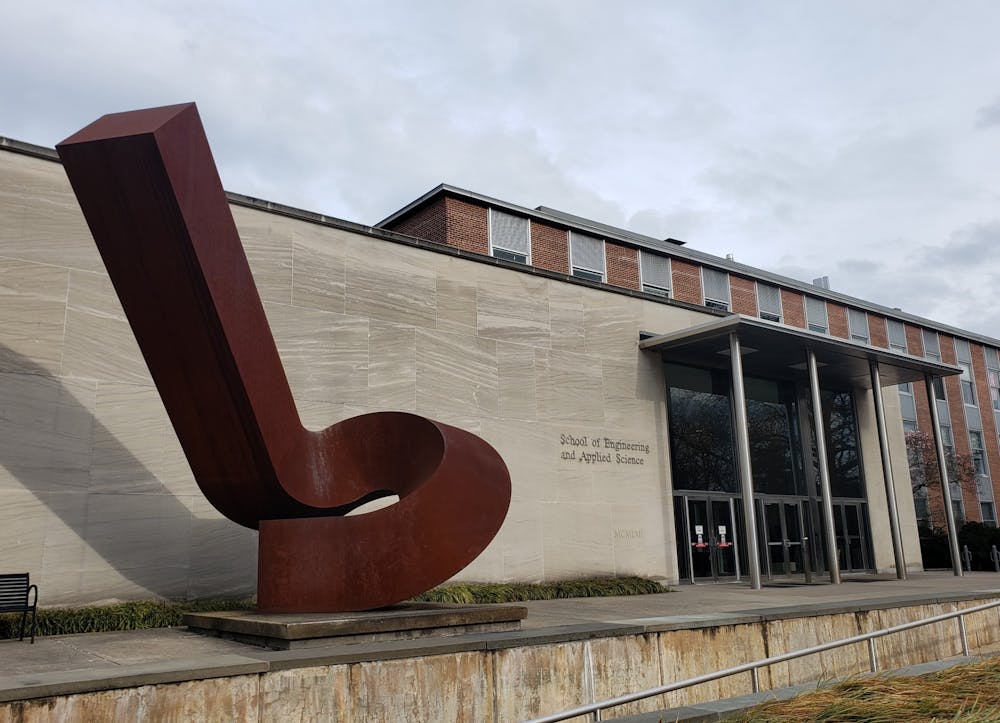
[0, 148, 705, 604]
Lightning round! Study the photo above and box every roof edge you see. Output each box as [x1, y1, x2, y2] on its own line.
[375, 183, 1000, 350]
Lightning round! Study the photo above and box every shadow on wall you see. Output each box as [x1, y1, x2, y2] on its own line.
[0, 343, 257, 605]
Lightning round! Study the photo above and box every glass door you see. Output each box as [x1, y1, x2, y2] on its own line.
[759, 499, 807, 578]
[834, 502, 872, 571]
[687, 498, 713, 579]
[674, 495, 742, 583]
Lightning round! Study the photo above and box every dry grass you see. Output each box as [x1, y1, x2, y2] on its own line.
[731, 657, 1000, 722]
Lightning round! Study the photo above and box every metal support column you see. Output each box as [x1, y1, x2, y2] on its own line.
[869, 360, 907, 579]
[729, 332, 762, 590]
[925, 374, 963, 576]
[807, 349, 841, 584]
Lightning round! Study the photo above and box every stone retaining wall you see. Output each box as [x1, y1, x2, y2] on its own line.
[2, 599, 999, 722]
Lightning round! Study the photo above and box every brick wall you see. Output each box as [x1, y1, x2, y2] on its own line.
[531, 220, 568, 274]
[940, 334, 979, 522]
[606, 242, 640, 290]
[827, 302, 849, 339]
[972, 343, 1000, 516]
[444, 197, 488, 254]
[730, 276, 757, 315]
[671, 260, 703, 305]
[905, 324, 925, 357]
[385, 196, 447, 245]
[869, 314, 888, 348]
[781, 289, 805, 328]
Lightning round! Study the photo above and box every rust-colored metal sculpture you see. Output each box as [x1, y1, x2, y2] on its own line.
[57, 104, 511, 612]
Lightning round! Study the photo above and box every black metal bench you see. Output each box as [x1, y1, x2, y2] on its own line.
[0, 573, 39, 643]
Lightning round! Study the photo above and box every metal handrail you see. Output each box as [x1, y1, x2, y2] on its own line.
[526, 597, 1000, 723]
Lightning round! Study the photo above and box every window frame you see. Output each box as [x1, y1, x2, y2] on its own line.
[959, 362, 977, 406]
[923, 331, 946, 400]
[487, 208, 531, 265]
[701, 267, 731, 312]
[848, 308, 870, 344]
[804, 296, 828, 335]
[638, 250, 672, 298]
[981, 501, 997, 527]
[988, 369, 1000, 412]
[568, 231, 606, 283]
[756, 282, 783, 323]
[887, 319, 908, 353]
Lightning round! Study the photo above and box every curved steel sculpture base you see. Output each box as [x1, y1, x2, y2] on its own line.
[57, 104, 511, 612]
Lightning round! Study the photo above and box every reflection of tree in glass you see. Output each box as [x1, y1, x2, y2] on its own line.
[826, 392, 861, 497]
[747, 399, 797, 495]
[906, 429, 975, 527]
[808, 391, 863, 498]
[669, 388, 737, 492]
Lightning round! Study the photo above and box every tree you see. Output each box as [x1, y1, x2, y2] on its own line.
[905, 429, 976, 526]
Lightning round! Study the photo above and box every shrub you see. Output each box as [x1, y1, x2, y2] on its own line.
[413, 576, 665, 604]
[0, 597, 254, 640]
[918, 522, 953, 569]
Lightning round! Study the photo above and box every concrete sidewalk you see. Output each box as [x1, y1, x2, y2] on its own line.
[2, 570, 999, 702]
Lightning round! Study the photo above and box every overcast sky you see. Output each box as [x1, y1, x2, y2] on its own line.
[4, 2, 1000, 337]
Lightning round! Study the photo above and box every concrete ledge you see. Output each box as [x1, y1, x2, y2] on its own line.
[614, 588, 1000, 633]
[0, 655, 267, 703]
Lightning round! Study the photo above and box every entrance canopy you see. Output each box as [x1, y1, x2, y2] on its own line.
[639, 314, 961, 388]
[642, 314, 964, 588]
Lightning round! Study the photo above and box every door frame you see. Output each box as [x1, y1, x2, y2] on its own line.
[757, 496, 813, 580]
[676, 493, 744, 584]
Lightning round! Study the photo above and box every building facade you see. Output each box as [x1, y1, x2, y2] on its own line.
[0, 138, 995, 604]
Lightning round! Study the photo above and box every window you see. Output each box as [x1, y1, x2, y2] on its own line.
[488, 209, 530, 264]
[569, 232, 605, 282]
[639, 251, 671, 297]
[701, 268, 730, 311]
[887, 319, 908, 353]
[889, 321, 911, 396]
[665, 363, 737, 493]
[923, 329, 941, 361]
[756, 282, 782, 322]
[930, 377, 947, 401]
[986, 347, 1000, 411]
[970, 430, 992, 519]
[914, 492, 930, 524]
[953, 498, 966, 525]
[982, 502, 997, 527]
[941, 424, 954, 451]
[955, 339, 976, 406]
[898, 383, 917, 422]
[959, 362, 976, 406]
[970, 430, 988, 477]
[923, 330, 946, 400]
[805, 296, 828, 334]
[848, 309, 869, 344]
[820, 389, 865, 498]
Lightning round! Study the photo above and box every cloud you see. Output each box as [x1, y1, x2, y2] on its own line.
[4, 1, 1000, 339]
[914, 222, 1000, 269]
[975, 98, 1000, 129]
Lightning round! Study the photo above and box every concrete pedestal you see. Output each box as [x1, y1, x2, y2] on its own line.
[184, 603, 527, 650]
